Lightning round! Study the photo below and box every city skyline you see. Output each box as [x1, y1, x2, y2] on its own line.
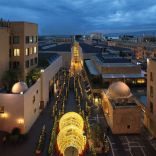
[1, 0, 156, 35]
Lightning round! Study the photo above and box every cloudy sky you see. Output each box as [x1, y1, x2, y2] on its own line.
[1, 0, 156, 35]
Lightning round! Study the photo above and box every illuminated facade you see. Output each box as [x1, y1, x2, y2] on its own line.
[57, 112, 86, 156]
[71, 42, 83, 74]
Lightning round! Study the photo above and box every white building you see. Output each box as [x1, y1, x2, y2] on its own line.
[0, 55, 62, 133]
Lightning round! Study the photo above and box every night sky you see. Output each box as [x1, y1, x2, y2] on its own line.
[1, 0, 156, 35]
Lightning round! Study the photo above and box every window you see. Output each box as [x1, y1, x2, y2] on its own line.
[9, 36, 12, 44]
[150, 101, 153, 113]
[13, 49, 20, 56]
[34, 47, 37, 53]
[29, 36, 33, 43]
[30, 59, 33, 66]
[26, 36, 29, 43]
[33, 96, 35, 103]
[34, 57, 38, 64]
[127, 125, 130, 129]
[150, 72, 153, 81]
[25, 60, 29, 68]
[30, 47, 33, 55]
[150, 86, 153, 97]
[34, 36, 38, 43]
[13, 61, 20, 69]
[25, 48, 29, 56]
[13, 36, 20, 44]
[9, 49, 11, 58]
[36, 90, 38, 94]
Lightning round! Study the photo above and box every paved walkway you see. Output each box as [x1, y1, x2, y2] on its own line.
[0, 98, 55, 156]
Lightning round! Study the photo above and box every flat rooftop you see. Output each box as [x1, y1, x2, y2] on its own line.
[39, 42, 102, 53]
[102, 73, 145, 79]
[96, 53, 131, 63]
[38, 53, 60, 67]
[85, 60, 100, 75]
[80, 43, 102, 53]
[39, 43, 72, 52]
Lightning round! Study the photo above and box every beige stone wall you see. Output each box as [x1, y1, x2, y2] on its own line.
[0, 79, 41, 134]
[146, 59, 156, 137]
[112, 106, 141, 134]
[0, 93, 24, 133]
[24, 79, 41, 133]
[102, 91, 141, 134]
[0, 28, 9, 83]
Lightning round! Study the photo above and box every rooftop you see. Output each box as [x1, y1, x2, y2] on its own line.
[85, 60, 100, 75]
[102, 73, 145, 79]
[39, 43, 72, 52]
[38, 53, 60, 68]
[96, 53, 131, 63]
[80, 43, 101, 53]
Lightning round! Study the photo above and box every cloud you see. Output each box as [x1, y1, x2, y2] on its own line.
[0, 0, 156, 34]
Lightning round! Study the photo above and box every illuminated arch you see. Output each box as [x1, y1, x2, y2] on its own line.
[57, 112, 86, 156]
[57, 125, 86, 155]
[59, 112, 84, 130]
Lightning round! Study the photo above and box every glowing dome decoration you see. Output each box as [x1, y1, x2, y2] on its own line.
[57, 112, 86, 156]
[59, 112, 84, 130]
[12, 81, 28, 94]
[106, 81, 132, 99]
[57, 125, 86, 155]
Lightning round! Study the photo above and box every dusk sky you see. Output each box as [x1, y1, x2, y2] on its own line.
[1, 0, 156, 35]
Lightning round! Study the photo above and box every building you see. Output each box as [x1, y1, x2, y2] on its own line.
[0, 19, 38, 82]
[0, 53, 62, 134]
[146, 58, 156, 137]
[0, 21, 10, 85]
[10, 22, 38, 80]
[92, 54, 146, 87]
[102, 81, 141, 134]
[90, 32, 103, 41]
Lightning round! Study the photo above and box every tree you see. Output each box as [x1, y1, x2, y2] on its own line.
[2, 69, 20, 92]
[26, 68, 41, 87]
